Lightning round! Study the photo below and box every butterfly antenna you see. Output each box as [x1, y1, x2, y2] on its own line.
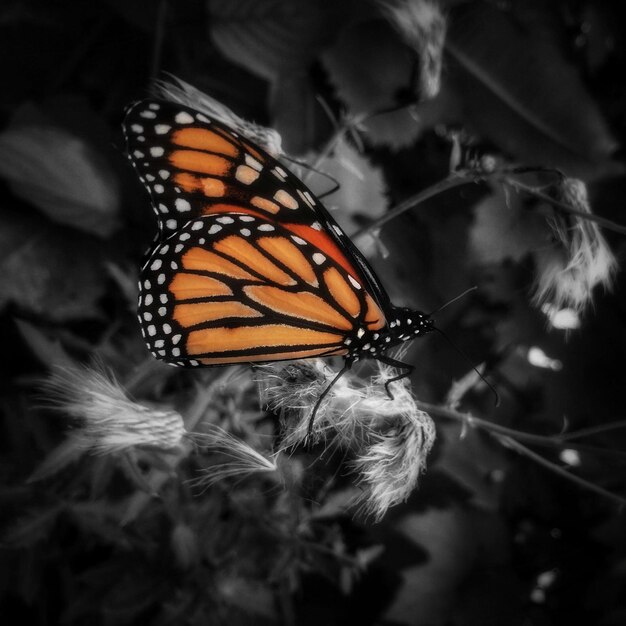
[432, 327, 500, 407]
[428, 286, 478, 317]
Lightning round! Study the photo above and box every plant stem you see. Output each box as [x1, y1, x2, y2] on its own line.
[418, 401, 626, 505]
[500, 436, 626, 507]
[351, 175, 471, 241]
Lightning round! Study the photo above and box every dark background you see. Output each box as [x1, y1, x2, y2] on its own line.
[1, 1, 626, 624]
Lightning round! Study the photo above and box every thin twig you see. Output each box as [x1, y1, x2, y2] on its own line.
[503, 178, 626, 235]
[350, 169, 626, 243]
[420, 402, 626, 455]
[557, 420, 626, 441]
[352, 175, 470, 241]
[499, 436, 626, 507]
[419, 401, 626, 505]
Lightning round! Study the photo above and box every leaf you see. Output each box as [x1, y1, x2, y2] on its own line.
[28, 437, 85, 482]
[0, 214, 105, 321]
[0, 125, 119, 237]
[4, 505, 64, 547]
[14, 319, 74, 368]
[322, 18, 424, 149]
[434, 422, 509, 510]
[217, 575, 277, 619]
[445, 2, 620, 179]
[382, 505, 478, 625]
[209, 0, 347, 81]
[305, 136, 387, 235]
[468, 184, 549, 265]
[269, 73, 333, 155]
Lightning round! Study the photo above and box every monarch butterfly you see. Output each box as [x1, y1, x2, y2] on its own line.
[123, 98, 434, 428]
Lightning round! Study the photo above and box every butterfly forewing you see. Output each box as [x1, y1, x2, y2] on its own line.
[123, 99, 390, 312]
[138, 213, 386, 365]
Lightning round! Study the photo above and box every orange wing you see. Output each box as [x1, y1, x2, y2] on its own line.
[138, 213, 386, 366]
[124, 100, 366, 282]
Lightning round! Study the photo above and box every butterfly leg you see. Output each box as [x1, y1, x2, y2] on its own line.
[374, 355, 414, 400]
[306, 360, 353, 441]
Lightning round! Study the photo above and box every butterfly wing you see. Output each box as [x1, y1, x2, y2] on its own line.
[138, 212, 386, 365]
[123, 99, 393, 313]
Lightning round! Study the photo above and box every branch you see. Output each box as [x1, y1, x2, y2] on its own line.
[349, 169, 626, 242]
[418, 401, 626, 506]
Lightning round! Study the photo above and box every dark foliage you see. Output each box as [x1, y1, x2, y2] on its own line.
[1, 1, 626, 624]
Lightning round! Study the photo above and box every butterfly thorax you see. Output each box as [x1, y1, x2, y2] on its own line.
[346, 307, 434, 362]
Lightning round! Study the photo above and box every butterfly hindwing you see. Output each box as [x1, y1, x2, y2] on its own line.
[138, 212, 387, 366]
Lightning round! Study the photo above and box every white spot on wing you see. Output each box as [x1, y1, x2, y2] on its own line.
[312, 252, 325, 265]
[150, 146, 164, 157]
[155, 124, 171, 135]
[244, 153, 263, 171]
[175, 198, 191, 212]
[274, 189, 298, 209]
[175, 111, 194, 124]
[348, 275, 361, 290]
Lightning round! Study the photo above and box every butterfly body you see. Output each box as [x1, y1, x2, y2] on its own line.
[124, 99, 433, 376]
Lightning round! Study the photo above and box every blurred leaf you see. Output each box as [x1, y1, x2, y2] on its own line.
[322, 18, 424, 148]
[14, 319, 74, 367]
[469, 184, 548, 264]
[446, 2, 620, 178]
[217, 575, 277, 620]
[306, 136, 387, 235]
[0, 214, 105, 320]
[28, 437, 85, 483]
[171, 522, 200, 569]
[4, 505, 63, 547]
[209, 0, 346, 81]
[383, 505, 478, 625]
[68, 502, 133, 549]
[435, 423, 509, 510]
[0, 125, 119, 237]
[270, 72, 331, 155]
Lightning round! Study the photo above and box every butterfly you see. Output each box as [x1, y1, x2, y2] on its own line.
[123, 98, 434, 428]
